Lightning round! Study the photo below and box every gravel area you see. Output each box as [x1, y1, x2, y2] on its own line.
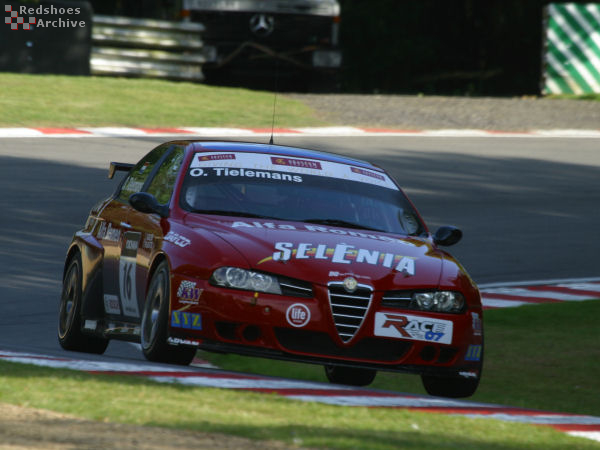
[289, 94, 600, 130]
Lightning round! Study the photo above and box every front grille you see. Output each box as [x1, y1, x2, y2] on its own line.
[381, 290, 413, 308]
[279, 276, 313, 298]
[328, 283, 372, 343]
[275, 328, 412, 362]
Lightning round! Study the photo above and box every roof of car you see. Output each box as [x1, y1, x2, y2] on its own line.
[188, 141, 381, 171]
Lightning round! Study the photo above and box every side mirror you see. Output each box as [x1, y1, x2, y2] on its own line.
[433, 226, 462, 247]
[129, 192, 168, 218]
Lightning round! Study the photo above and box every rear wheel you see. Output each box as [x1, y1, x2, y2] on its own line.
[58, 253, 108, 354]
[140, 261, 195, 365]
[324, 365, 377, 387]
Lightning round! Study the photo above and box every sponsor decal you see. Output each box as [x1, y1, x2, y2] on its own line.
[328, 271, 371, 281]
[271, 156, 322, 170]
[119, 232, 141, 318]
[177, 280, 202, 305]
[471, 312, 482, 336]
[198, 154, 236, 161]
[190, 167, 303, 183]
[142, 233, 154, 250]
[124, 180, 144, 193]
[103, 294, 121, 315]
[102, 223, 121, 242]
[350, 167, 385, 181]
[374, 312, 453, 345]
[96, 221, 107, 239]
[83, 320, 97, 330]
[190, 152, 398, 190]
[286, 303, 311, 327]
[167, 336, 202, 346]
[164, 231, 191, 248]
[171, 311, 202, 330]
[231, 221, 415, 247]
[259, 242, 416, 275]
[465, 344, 482, 361]
[459, 371, 479, 379]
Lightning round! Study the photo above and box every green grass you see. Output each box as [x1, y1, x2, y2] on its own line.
[0, 72, 322, 128]
[547, 93, 600, 101]
[202, 300, 600, 416]
[0, 361, 596, 449]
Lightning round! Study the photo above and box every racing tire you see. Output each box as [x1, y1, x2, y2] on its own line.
[324, 365, 377, 387]
[421, 374, 480, 398]
[58, 253, 109, 354]
[140, 261, 196, 366]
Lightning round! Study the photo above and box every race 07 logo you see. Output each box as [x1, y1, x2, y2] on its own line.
[374, 312, 453, 344]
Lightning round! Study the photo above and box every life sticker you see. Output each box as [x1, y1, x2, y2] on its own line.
[286, 303, 311, 327]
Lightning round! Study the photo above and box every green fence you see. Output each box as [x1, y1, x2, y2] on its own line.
[543, 3, 600, 94]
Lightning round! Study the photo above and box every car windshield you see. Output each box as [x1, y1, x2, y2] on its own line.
[180, 152, 426, 236]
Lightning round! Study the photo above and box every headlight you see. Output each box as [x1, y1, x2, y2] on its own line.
[210, 267, 282, 295]
[412, 291, 465, 313]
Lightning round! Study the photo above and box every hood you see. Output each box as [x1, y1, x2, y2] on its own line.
[184, 215, 445, 291]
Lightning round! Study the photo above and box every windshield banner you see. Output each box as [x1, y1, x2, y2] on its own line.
[190, 152, 398, 190]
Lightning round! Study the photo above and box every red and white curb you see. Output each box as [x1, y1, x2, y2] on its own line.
[1, 127, 600, 138]
[480, 277, 600, 309]
[1, 350, 598, 442]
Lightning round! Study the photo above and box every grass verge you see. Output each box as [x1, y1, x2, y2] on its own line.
[202, 300, 600, 416]
[0, 72, 322, 128]
[0, 360, 596, 449]
[548, 94, 600, 101]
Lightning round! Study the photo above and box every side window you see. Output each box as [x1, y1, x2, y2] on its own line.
[146, 147, 185, 205]
[117, 145, 169, 203]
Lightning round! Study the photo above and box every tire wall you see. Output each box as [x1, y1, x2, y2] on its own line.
[338, 0, 593, 95]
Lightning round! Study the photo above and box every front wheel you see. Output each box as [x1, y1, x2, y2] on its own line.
[324, 365, 377, 387]
[140, 261, 195, 365]
[421, 374, 480, 398]
[58, 253, 108, 354]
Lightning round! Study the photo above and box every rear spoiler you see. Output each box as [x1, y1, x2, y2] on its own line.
[108, 162, 134, 179]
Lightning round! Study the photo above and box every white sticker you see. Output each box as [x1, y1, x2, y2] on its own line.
[119, 232, 141, 318]
[103, 294, 121, 315]
[190, 152, 398, 190]
[164, 231, 191, 248]
[374, 312, 453, 345]
[286, 303, 311, 328]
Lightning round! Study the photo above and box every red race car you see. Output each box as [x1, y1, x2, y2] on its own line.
[58, 140, 483, 397]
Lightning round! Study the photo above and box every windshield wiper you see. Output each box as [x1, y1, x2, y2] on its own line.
[301, 218, 384, 232]
[190, 209, 282, 220]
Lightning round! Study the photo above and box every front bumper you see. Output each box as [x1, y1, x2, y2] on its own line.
[168, 276, 483, 375]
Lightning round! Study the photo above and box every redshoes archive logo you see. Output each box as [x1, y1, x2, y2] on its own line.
[4, 3, 86, 30]
[5, 5, 35, 30]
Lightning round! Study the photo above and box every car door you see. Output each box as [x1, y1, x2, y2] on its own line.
[128, 146, 186, 309]
[99, 144, 170, 321]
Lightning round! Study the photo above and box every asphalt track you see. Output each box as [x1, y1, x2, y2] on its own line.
[0, 135, 599, 440]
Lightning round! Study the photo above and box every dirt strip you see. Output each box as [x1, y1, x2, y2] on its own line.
[0, 403, 295, 450]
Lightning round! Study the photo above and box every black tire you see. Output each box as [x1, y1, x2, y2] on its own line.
[58, 253, 109, 354]
[324, 365, 377, 387]
[421, 344, 483, 398]
[140, 261, 196, 365]
[421, 374, 480, 398]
